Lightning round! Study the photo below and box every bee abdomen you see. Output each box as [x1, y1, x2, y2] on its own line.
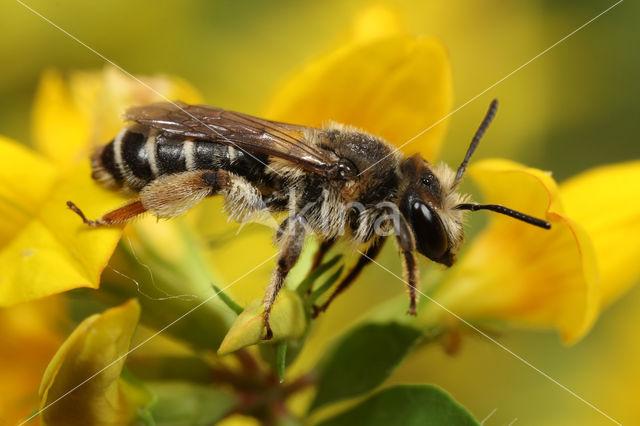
[92, 129, 153, 191]
[91, 128, 234, 192]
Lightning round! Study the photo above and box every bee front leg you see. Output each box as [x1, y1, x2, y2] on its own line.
[399, 250, 418, 315]
[263, 215, 306, 340]
[394, 216, 419, 316]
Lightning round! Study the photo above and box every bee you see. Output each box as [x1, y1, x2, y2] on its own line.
[68, 99, 550, 339]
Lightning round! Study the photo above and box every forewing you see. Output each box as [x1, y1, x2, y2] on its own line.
[125, 102, 332, 174]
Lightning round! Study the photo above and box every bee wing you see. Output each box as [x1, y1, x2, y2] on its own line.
[125, 102, 333, 175]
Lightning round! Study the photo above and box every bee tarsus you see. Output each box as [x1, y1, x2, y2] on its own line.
[67, 200, 146, 227]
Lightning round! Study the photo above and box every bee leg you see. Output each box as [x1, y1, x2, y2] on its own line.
[68, 170, 230, 227]
[262, 216, 306, 340]
[394, 216, 419, 315]
[67, 200, 146, 226]
[305, 238, 336, 295]
[311, 238, 386, 318]
[311, 239, 336, 271]
[399, 250, 419, 316]
[139, 170, 230, 219]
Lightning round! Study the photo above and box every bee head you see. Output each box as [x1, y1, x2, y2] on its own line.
[399, 155, 464, 267]
[398, 99, 551, 267]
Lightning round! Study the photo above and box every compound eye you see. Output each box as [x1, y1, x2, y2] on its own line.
[409, 200, 448, 260]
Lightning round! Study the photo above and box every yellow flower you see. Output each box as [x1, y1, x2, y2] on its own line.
[560, 160, 640, 307]
[5, 2, 636, 425]
[38, 299, 151, 426]
[0, 296, 66, 424]
[418, 159, 640, 344]
[421, 159, 599, 343]
[0, 67, 201, 306]
[264, 16, 452, 161]
[258, 4, 639, 351]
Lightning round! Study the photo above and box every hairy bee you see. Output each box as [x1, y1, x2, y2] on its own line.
[68, 99, 550, 339]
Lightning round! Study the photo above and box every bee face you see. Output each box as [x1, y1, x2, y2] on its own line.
[405, 196, 451, 264]
[400, 154, 460, 266]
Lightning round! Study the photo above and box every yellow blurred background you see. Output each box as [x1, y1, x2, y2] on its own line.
[1, 1, 638, 425]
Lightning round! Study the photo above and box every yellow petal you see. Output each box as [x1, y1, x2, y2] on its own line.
[0, 296, 66, 424]
[218, 288, 307, 355]
[340, 4, 407, 44]
[264, 35, 452, 161]
[33, 66, 202, 169]
[32, 69, 91, 169]
[189, 197, 278, 303]
[39, 299, 150, 426]
[0, 137, 124, 306]
[561, 160, 640, 307]
[425, 159, 599, 343]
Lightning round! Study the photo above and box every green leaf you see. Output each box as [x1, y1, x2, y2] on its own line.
[218, 288, 307, 355]
[296, 254, 342, 296]
[311, 322, 421, 411]
[276, 341, 288, 382]
[127, 355, 217, 384]
[212, 284, 243, 315]
[316, 385, 479, 426]
[308, 265, 344, 305]
[136, 408, 156, 426]
[258, 334, 307, 377]
[147, 381, 237, 426]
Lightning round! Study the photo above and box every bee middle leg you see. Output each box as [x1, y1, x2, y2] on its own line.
[263, 215, 306, 340]
[311, 237, 386, 318]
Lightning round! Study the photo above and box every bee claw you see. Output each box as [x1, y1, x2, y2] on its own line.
[311, 304, 324, 319]
[67, 201, 98, 226]
[262, 316, 274, 341]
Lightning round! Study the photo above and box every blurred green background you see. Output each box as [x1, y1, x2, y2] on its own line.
[2, 1, 638, 179]
[1, 1, 638, 425]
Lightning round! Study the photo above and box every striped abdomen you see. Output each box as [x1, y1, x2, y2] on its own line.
[91, 127, 269, 192]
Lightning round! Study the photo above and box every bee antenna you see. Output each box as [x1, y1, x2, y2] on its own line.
[454, 99, 499, 186]
[455, 203, 551, 229]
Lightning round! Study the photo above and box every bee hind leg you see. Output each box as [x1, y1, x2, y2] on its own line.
[67, 200, 146, 227]
[68, 170, 231, 227]
[311, 237, 385, 318]
[305, 238, 336, 295]
[311, 239, 336, 271]
[263, 216, 306, 340]
[139, 170, 230, 219]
